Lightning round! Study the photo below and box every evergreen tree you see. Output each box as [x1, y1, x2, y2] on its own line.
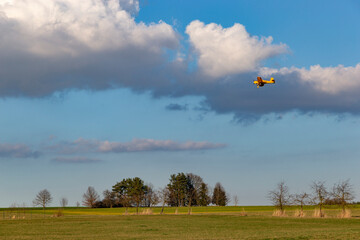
[198, 183, 211, 206]
[112, 177, 147, 214]
[212, 182, 228, 206]
[167, 173, 189, 207]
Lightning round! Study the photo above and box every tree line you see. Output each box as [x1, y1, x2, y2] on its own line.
[268, 179, 356, 217]
[32, 176, 357, 217]
[32, 172, 229, 213]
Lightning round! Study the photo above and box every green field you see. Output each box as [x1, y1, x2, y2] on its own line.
[1, 206, 360, 239]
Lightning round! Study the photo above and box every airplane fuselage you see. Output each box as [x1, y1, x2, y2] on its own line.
[253, 77, 275, 88]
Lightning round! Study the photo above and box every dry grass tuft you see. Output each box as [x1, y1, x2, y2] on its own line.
[338, 209, 351, 218]
[187, 208, 192, 215]
[294, 209, 306, 217]
[140, 208, 153, 215]
[313, 209, 326, 218]
[272, 209, 286, 217]
[239, 208, 247, 216]
[53, 209, 64, 217]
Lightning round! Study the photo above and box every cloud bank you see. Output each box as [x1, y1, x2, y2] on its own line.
[52, 157, 102, 164]
[0, 0, 360, 119]
[0, 0, 178, 96]
[0, 137, 226, 161]
[47, 138, 226, 154]
[0, 143, 39, 158]
[261, 64, 360, 94]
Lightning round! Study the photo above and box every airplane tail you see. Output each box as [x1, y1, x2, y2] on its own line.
[270, 77, 275, 83]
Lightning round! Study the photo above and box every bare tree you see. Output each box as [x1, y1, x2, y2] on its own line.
[82, 186, 100, 208]
[187, 173, 204, 205]
[233, 195, 239, 206]
[331, 179, 355, 215]
[268, 181, 291, 214]
[159, 187, 169, 215]
[60, 197, 68, 208]
[33, 189, 52, 216]
[311, 181, 328, 217]
[144, 184, 160, 208]
[292, 192, 309, 216]
[103, 189, 116, 208]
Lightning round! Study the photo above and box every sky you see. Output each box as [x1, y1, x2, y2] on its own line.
[0, 0, 359, 207]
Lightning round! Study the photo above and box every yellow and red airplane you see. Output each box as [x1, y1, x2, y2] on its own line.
[253, 77, 275, 88]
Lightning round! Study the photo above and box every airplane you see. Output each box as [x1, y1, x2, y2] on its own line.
[253, 77, 275, 88]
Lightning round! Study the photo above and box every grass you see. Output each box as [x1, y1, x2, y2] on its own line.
[1, 206, 360, 239]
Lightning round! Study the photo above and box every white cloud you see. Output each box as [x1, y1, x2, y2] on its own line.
[186, 20, 288, 78]
[48, 138, 226, 154]
[0, 0, 179, 97]
[260, 64, 360, 94]
[0, 0, 177, 56]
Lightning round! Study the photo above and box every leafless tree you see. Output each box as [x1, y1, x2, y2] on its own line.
[159, 187, 169, 215]
[33, 189, 52, 216]
[268, 181, 291, 214]
[331, 179, 355, 214]
[150, 191, 160, 207]
[233, 195, 239, 206]
[82, 186, 100, 208]
[60, 197, 68, 208]
[145, 184, 160, 208]
[187, 173, 204, 205]
[103, 189, 116, 208]
[187, 187, 196, 215]
[292, 192, 309, 216]
[311, 181, 328, 217]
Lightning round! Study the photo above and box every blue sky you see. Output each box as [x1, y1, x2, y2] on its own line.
[0, 0, 359, 207]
